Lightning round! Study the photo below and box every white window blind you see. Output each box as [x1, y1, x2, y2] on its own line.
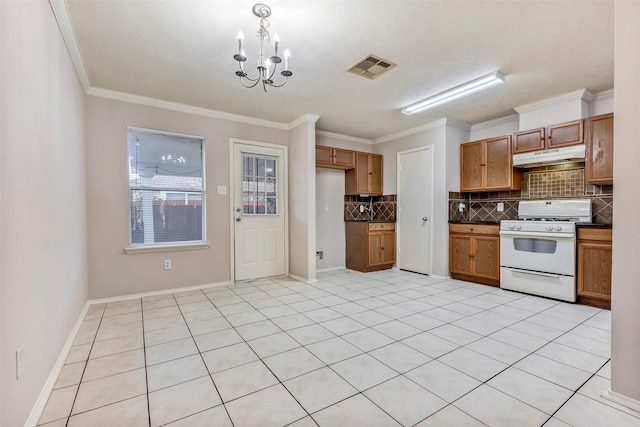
[128, 127, 205, 246]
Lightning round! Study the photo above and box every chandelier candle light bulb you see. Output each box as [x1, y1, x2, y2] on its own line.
[233, 3, 293, 91]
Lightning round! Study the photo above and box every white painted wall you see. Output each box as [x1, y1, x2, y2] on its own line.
[611, 0, 640, 405]
[288, 116, 318, 282]
[590, 91, 615, 117]
[1, 2, 88, 425]
[315, 133, 373, 271]
[469, 115, 520, 141]
[374, 120, 466, 277]
[315, 169, 346, 270]
[516, 90, 590, 130]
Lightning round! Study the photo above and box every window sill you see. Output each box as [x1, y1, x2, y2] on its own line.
[124, 242, 210, 254]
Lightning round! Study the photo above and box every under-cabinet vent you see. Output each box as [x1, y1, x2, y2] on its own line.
[347, 54, 396, 80]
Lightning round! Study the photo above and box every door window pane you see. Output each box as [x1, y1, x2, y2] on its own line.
[242, 153, 278, 216]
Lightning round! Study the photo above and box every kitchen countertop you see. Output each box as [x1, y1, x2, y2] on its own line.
[345, 219, 396, 223]
[448, 220, 500, 225]
[577, 222, 613, 227]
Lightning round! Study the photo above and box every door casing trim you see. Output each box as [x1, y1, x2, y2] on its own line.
[396, 145, 434, 275]
[229, 138, 289, 283]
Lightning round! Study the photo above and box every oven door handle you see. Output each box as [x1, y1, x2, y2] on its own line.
[499, 231, 575, 239]
[506, 268, 561, 278]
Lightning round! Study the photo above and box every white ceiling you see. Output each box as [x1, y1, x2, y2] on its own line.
[64, 0, 614, 140]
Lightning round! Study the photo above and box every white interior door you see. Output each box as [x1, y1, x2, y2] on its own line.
[233, 142, 286, 281]
[397, 146, 433, 275]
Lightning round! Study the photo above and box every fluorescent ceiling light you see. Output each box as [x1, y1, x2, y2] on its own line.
[401, 71, 505, 115]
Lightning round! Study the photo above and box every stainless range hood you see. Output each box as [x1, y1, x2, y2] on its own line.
[513, 144, 586, 168]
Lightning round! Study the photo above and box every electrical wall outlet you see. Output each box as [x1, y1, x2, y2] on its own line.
[359, 205, 365, 213]
[496, 202, 504, 212]
[16, 345, 24, 380]
[324, 204, 330, 212]
[458, 203, 466, 212]
[316, 251, 324, 260]
[163, 259, 172, 270]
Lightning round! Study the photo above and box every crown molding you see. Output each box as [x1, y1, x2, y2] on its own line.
[374, 117, 471, 144]
[49, 0, 90, 92]
[374, 118, 449, 144]
[445, 118, 471, 132]
[592, 88, 614, 102]
[87, 87, 289, 130]
[316, 131, 374, 145]
[470, 113, 519, 131]
[288, 114, 320, 130]
[514, 89, 593, 114]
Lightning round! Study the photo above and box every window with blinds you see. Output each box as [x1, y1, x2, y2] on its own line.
[127, 127, 205, 246]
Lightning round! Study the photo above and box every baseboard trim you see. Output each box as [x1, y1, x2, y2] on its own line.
[24, 301, 91, 427]
[316, 266, 347, 273]
[89, 280, 232, 304]
[26, 279, 231, 426]
[288, 273, 318, 284]
[602, 388, 640, 414]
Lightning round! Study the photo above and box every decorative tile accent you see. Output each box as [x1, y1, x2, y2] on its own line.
[526, 169, 584, 199]
[344, 195, 396, 221]
[592, 196, 613, 224]
[450, 165, 613, 224]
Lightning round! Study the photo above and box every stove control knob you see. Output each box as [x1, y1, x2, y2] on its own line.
[554, 225, 562, 231]
[508, 225, 515, 230]
[515, 224, 522, 231]
[545, 225, 553, 231]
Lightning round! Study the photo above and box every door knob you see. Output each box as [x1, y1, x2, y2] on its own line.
[235, 207, 241, 212]
[422, 217, 428, 222]
[235, 217, 242, 222]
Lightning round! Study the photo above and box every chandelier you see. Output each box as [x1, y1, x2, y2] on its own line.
[233, 3, 292, 92]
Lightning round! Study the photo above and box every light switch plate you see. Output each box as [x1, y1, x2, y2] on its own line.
[217, 186, 227, 195]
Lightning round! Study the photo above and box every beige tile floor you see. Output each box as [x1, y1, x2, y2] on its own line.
[37, 269, 639, 427]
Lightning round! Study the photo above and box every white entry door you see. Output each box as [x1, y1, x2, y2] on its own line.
[397, 146, 433, 275]
[232, 141, 287, 281]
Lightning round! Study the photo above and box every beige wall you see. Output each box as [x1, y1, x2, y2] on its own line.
[374, 122, 458, 277]
[85, 97, 289, 298]
[1, 2, 89, 425]
[611, 0, 640, 404]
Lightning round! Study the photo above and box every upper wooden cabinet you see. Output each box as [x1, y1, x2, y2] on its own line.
[586, 113, 614, 184]
[315, 146, 356, 170]
[345, 152, 383, 195]
[513, 119, 584, 154]
[460, 135, 521, 192]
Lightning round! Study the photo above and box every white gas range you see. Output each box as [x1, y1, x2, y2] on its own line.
[499, 199, 592, 302]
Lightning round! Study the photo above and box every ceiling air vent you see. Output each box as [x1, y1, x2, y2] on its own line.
[347, 54, 396, 80]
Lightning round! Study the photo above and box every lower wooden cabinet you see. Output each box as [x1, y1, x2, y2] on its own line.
[577, 226, 612, 309]
[449, 223, 500, 286]
[346, 222, 395, 272]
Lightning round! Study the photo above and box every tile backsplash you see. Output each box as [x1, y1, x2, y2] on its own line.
[345, 195, 396, 221]
[450, 163, 613, 224]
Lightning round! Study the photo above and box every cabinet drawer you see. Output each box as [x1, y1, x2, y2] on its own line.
[449, 224, 499, 235]
[368, 222, 395, 231]
[578, 227, 612, 242]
